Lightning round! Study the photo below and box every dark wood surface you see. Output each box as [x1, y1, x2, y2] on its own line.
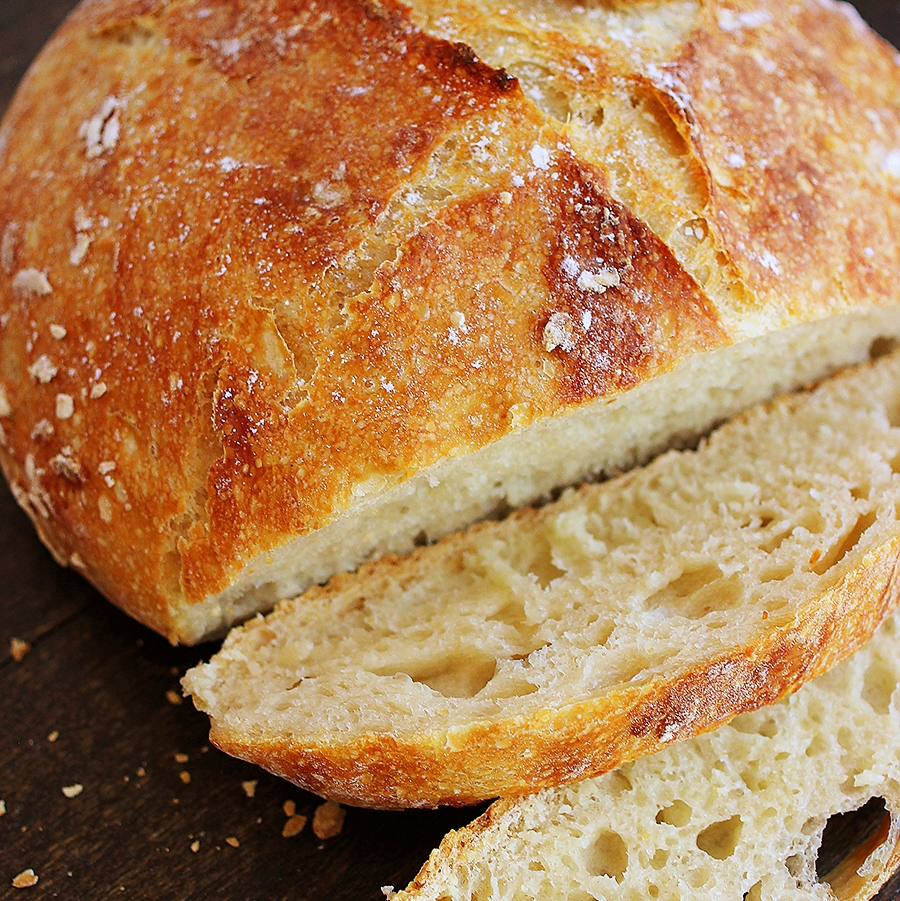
[1, 3, 900, 899]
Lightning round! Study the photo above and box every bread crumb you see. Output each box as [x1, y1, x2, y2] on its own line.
[11, 869, 38, 889]
[381, 887, 396, 900]
[55, 394, 74, 420]
[30, 420, 54, 441]
[282, 814, 307, 838]
[241, 780, 257, 798]
[312, 800, 345, 839]
[190, 840, 200, 853]
[174, 752, 189, 764]
[12, 268, 52, 297]
[50, 451, 84, 483]
[136, 766, 146, 777]
[90, 382, 108, 399]
[542, 312, 575, 353]
[28, 355, 58, 384]
[0, 385, 11, 418]
[577, 268, 620, 293]
[98, 461, 116, 475]
[10, 637, 30, 662]
[530, 144, 551, 170]
[98, 495, 113, 523]
[225, 836, 240, 848]
[166, 690, 182, 706]
[47, 730, 59, 743]
[62, 783, 83, 798]
[70, 233, 92, 266]
[179, 771, 191, 785]
[49, 324, 67, 339]
[0, 800, 6, 817]
[69, 553, 85, 570]
[283, 799, 296, 817]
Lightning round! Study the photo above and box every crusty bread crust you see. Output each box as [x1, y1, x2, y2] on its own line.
[1, 0, 900, 642]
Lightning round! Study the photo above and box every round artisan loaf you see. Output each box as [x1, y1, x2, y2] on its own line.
[1, 0, 900, 643]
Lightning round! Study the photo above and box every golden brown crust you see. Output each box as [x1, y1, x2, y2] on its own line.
[204, 531, 900, 809]
[0, 0, 899, 641]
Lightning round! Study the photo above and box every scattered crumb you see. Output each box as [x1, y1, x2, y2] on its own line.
[312, 801, 345, 840]
[136, 766, 146, 777]
[576, 268, 620, 293]
[0, 385, 10, 418]
[28, 354, 58, 384]
[190, 840, 200, 853]
[12, 268, 52, 297]
[62, 783, 83, 799]
[499, 191, 513, 204]
[69, 553, 85, 570]
[50, 451, 84, 483]
[49, 324, 67, 339]
[70, 233, 92, 266]
[381, 887, 396, 899]
[166, 690, 182, 706]
[282, 814, 307, 838]
[241, 780, 257, 798]
[55, 393, 75, 420]
[225, 836, 240, 848]
[174, 752, 189, 764]
[30, 420, 54, 441]
[90, 382, 108, 399]
[10, 638, 30, 662]
[0, 800, 5, 816]
[47, 730, 59, 743]
[283, 800, 296, 817]
[11, 869, 38, 889]
[542, 312, 575, 353]
[179, 771, 191, 785]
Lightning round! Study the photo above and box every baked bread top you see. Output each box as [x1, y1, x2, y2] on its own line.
[1, 0, 899, 642]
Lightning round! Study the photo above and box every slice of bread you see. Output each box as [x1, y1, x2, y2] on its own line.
[184, 348, 900, 809]
[393, 609, 900, 901]
[2, 0, 900, 643]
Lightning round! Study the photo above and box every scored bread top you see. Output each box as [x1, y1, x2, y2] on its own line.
[1, 0, 900, 641]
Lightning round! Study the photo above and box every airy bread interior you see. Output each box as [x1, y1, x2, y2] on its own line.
[185, 341, 900, 807]
[393, 609, 900, 901]
[183, 308, 900, 643]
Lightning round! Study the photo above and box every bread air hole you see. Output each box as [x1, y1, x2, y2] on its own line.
[586, 829, 628, 882]
[811, 511, 877, 576]
[696, 815, 743, 860]
[862, 660, 895, 715]
[374, 653, 498, 698]
[655, 799, 692, 827]
[815, 797, 891, 901]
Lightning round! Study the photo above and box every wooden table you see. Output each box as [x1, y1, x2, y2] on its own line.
[2, 3, 899, 899]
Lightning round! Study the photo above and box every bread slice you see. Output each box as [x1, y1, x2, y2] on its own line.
[184, 348, 900, 808]
[393, 609, 900, 901]
[2, 0, 900, 643]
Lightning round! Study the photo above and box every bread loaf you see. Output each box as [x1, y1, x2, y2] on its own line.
[393, 608, 900, 901]
[185, 349, 900, 808]
[1, 0, 900, 643]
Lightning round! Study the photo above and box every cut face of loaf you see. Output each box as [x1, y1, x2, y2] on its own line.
[1, 0, 900, 643]
[185, 349, 900, 809]
[395, 610, 900, 901]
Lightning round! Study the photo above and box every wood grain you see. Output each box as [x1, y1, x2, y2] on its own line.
[1, 2, 899, 899]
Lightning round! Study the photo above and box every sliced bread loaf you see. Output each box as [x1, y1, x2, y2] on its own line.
[2, 0, 900, 643]
[393, 608, 900, 901]
[185, 348, 900, 808]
